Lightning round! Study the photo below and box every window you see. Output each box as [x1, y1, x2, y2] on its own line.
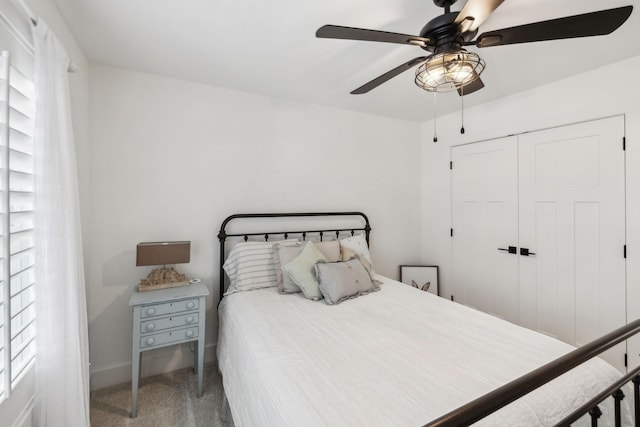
[0, 50, 35, 403]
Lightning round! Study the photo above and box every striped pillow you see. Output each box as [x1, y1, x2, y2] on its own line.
[223, 239, 298, 295]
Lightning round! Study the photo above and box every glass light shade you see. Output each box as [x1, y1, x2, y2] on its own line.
[415, 49, 485, 93]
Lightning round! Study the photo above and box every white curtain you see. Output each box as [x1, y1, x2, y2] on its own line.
[32, 20, 90, 427]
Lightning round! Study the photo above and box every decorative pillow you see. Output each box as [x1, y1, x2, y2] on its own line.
[315, 258, 380, 305]
[339, 234, 377, 277]
[223, 239, 298, 295]
[273, 243, 303, 294]
[313, 240, 341, 262]
[282, 241, 327, 300]
[273, 240, 341, 294]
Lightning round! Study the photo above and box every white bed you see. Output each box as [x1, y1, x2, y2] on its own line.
[217, 275, 627, 426]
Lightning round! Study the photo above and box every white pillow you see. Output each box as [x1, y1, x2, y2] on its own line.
[273, 243, 304, 294]
[339, 234, 376, 276]
[282, 241, 327, 300]
[223, 239, 298, 295]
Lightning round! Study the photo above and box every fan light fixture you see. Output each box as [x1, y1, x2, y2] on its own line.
[316, 0, 632, 137]
[414, 49, 485, 92]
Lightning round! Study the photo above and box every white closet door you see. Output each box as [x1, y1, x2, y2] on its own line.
[451, 136, 519, 322]
[518, 116, 626, 371]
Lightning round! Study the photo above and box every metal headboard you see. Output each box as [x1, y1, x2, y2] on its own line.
[217, 212, 371, 302]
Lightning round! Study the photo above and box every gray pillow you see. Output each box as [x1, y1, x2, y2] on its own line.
[315, 257, 380, 305]
[274, 240, 341, 294]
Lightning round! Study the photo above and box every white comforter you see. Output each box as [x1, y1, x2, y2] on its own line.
[218, 277, 627, 426]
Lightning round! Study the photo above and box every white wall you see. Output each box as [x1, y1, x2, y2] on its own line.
[420, 55, 640, 367]
[87, 63, 423, 389]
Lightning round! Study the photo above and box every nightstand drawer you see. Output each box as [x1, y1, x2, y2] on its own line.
[140, 298, 199, 318]
[141, 313, 199, 333]
[140, 327, 199, 349]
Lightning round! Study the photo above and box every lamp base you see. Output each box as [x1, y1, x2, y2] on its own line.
[138, 267, 189, 292]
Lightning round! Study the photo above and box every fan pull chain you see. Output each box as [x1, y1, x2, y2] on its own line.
[433, 91, 438, 143]
[460, 84, 465, 135]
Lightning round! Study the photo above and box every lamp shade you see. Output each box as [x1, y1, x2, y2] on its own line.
[136, 241, 191, 266]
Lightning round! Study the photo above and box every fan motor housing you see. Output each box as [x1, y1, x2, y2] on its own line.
[432, 0, 458, 8]
[420, 12, 463, 53]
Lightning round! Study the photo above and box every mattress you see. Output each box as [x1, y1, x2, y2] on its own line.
[217, 276, 628, 426]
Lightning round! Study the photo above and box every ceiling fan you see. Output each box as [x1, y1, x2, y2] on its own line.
[316, 0, 633, 96]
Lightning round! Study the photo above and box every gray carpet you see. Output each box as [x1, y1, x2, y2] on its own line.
[90, 363, 232, 427]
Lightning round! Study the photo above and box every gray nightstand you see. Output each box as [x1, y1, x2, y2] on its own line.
[128, 281, 209, 417]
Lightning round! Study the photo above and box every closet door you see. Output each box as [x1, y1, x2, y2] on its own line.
[518, 116, 626, 371]
[451, 136, 519, 322]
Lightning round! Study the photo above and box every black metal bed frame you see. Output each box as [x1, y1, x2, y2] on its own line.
[216, 211, 640, 427]
[217, 212, 370, 303]
[425, 318, 640, 427]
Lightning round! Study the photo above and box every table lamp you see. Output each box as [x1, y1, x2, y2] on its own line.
[136, 241, 191, 292]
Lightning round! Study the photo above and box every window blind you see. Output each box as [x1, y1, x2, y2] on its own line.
[0, 50, 35, 402]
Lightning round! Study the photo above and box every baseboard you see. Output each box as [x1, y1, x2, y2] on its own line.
[90, 342, 217, 391]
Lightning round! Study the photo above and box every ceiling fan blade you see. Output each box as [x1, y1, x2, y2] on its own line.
[351, 56, 428, 94]
[455, 0, 506, 33]
[475, 6, 633, 48]
[316, 25, 429, 47]
[457, 75, 484, 96]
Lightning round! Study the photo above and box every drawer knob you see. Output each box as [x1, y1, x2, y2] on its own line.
[146, 337, 155, 346]
[146, 308, 156, 316]
[186, 316, 195, 324]
[146, 323, 155, 331]
[186, 330, 195, 338]
[186, 302, 195, 309]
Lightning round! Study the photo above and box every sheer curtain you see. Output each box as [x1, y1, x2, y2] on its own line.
[32, 20, 90, 426]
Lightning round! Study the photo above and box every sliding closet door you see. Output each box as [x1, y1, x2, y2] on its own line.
[518, 116, 626, 371]
[450, 136, 519, 322]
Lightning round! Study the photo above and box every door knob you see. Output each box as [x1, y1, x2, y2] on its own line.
[498, 246, 517, 254]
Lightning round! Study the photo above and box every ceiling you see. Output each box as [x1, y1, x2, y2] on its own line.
[50, 0, 640, 122]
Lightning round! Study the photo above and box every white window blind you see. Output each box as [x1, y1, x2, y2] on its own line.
[0, 50, 35, 403]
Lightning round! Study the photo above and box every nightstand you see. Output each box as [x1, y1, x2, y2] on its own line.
[128, 281, 209, 417]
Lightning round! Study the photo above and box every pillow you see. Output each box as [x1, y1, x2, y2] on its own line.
[282, 241, 327, 300]
[339, 234, 377, 277]
[273, 243, 303, 294]
[315, 258, 380, 305]
[273, 240, 341, 294]
[314, 240, 341, 262]
[223, 239, 298, 295]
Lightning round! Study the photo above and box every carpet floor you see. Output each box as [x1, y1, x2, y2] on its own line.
[90, 363, 231, 427]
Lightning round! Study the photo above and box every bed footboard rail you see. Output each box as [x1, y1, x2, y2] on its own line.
[424, 318, 640, 427]
[557, 364, 640, 427]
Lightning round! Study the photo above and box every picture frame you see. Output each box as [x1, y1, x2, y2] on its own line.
[399, 265, 439, 296]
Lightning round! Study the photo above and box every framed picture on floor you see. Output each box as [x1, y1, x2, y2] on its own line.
[399, 265, 439, 296]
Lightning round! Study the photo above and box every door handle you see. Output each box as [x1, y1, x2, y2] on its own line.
[520, 247, 536, 256]
[498, 246, 517, 254]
